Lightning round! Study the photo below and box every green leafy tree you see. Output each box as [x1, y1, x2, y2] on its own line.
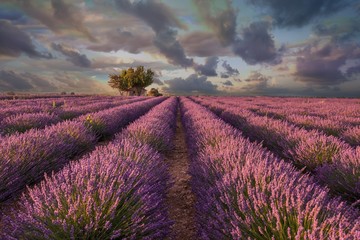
[108, 66, 154, 96]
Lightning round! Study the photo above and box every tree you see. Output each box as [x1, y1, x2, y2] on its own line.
[108, 66, 154, 96]
[147, 88, 163, 97]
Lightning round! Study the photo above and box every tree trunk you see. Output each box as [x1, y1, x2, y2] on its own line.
[134, 87, 142, 96]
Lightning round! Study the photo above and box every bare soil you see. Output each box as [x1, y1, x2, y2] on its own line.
[165, 108, 197, 239]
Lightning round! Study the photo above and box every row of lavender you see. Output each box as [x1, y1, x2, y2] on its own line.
[208, 96, 360, 145]
[0, 94, 90, 100]
[0, 97, 165, 203]
[191, 97, 360, 202]
[0, 96, 129, 121]
[222, 96, 360, 118]
[2, 97, 177, 239]
[181, 97, 359, 239]
[0, 97, 146, 135]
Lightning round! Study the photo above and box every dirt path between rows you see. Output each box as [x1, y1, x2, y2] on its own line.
[165, 108, 197, 239]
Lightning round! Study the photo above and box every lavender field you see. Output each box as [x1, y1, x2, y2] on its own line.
[0, 95, 359, 239]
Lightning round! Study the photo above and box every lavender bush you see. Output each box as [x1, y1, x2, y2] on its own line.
[0, 121, 96, 202]
[342, 126, 360, 146]
[118, 97, 177, 152]
[0, 112, 61, 135]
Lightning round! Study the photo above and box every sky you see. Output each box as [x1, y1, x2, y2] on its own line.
[0, 0, 359, 97]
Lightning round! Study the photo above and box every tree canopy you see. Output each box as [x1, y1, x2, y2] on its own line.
[108, 66, 154, 96]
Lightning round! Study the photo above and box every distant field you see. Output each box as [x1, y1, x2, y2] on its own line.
[0, 95, 359, 239]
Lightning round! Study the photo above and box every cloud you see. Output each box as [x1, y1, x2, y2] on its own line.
[0, 7, 26, 23]
[51, 43, 91, 68]
[0, 70, 33, 91]
[179, 31, 233, 57]
[346, 64, 360, 78]
[0, 69, 112, 93]
[242, 71, 272, 92]
[152, 78, 164, 86]
[115, 0, 193, 67]
[222, 80, 233, 86]
[88, 29, 154, 54]
[194, 56, 219, 76]
[244, 71, 270, 82]
[91, 57, 178, 72]
[248, 0, 347, 28]
[193, 0, 237, 46]
[220, 60, 239, 78]
[0, 20, 52, 58]
[4, 0, 96, 41]
[163, 74, 218, 94]
[153, 28, 193, 67]
[295, 42, 360, 86]
[53, 73, 113, 93]
[312, 19, 360, 43]
[0, 70, 55, 91]
[233, 21, 281, 65]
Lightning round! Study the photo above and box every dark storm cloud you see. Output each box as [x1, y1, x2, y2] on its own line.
[193, 0, 237, 46]
[194, 57, 219, 76]
[51, 43, 91, 68]
[88, 29, 153, 54]
[0, 20, 52, 58]
[153, 28, 193, 67]
[248, 0, 347, 28]
[295, 42, 360, 86]
[0, 70, 55, 91]
[115, 0, 193, 67]
[222, 80, 233, 86]
[179, 31, 233, 57]
[220, 61, 239, 78]
[163, 74, 219, 94]
[4, 0, 95, 41]
[233, 21, 281, 65]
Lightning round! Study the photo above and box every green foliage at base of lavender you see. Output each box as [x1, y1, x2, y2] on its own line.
[284, 133, 349, 171]
[180, 98, 360, 239]
[316, 147, 360, 202]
